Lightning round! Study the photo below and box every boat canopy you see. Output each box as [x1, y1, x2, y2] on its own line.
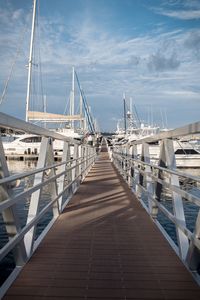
[28, 111, 84, 122]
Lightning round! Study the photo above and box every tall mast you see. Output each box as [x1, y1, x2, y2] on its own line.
[25, 0, 37, 122]
[123, 93, 127, 134]
[80, 91, 83, 129]
[130, 97, 133, 115]
[43, 94, 47, 128]
[70, 66, 75, 128]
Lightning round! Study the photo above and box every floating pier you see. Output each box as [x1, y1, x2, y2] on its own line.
[3, 143, 200, 299]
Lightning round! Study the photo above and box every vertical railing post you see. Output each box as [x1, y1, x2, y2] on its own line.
[155, 140, 165, 202]
[86, 145, 90, 175]
[93, 146, 96, 164]
[82, 145, 87, 180]
[158, 139, 189, 260]
[90, 147, 93, 166]
[72, 143, 78, 193]
[118, 147, 121, 170]
[120, 146, 124, 176]
[46, 139, 60, 220]
[132, 144, 141, 196]
[68, 143, 73, 196]
[89, 147, 92, 167]
[115, 147, 119, 171]
[186, 211, 200, 271]
[57, 141, 69, 211]
[128, 145, 133, 187]
[141, 142, 155, 215]
[24, 137, 49, 256]
[90, 146, 93, 167]
[121, 146, 124, 175]
[78, 144, 82, 181]
[123, 146, 126, 179]
[0, 137, 27, 265]
[75, 144, 80, 179]
[85, 145, 89, 176]
[125, 145, 129, 182]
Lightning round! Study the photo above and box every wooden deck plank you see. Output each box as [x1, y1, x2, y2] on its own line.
[3, 143, 200, 300]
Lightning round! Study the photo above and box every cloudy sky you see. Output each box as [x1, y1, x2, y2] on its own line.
[0, 0, 200, 131]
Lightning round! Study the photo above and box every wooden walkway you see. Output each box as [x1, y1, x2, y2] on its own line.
[3, 144, 200, 300]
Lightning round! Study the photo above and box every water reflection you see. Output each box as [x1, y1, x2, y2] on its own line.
[7, 160, 37, 173]
[141, 167, 200, 246]
[180, 168, 200, 177]
[0, 160, 54, 285]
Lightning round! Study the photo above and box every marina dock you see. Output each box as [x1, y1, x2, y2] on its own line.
[3, 143, 200, 299]
[1, 0, 200, 298]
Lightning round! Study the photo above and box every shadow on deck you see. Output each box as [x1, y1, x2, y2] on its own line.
[3, 144, 200, 300]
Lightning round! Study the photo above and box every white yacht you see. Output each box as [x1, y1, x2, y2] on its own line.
[2, 132, 76, 158]
[112, 100, 200, 168]
[3, 134, 42, 156]
[144, 140, 200, 168]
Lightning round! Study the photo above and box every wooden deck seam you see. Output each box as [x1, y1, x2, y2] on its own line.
[3, 143, 200, 300]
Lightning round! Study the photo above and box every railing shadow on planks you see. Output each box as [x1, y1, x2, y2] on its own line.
[0, 112, 97, 298]
[108, 121, 200, 285]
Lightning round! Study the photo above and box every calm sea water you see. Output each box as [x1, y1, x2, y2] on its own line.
[0, 161, 200, 285]
[0, 160, 54, 285]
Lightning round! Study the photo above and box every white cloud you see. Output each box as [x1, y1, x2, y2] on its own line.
[12, 8, 24, 20]
[156, 9, 200, 20]
[163, 90, 200, 97]
[152, 0, 200, 20]
[0, 3, 200, 130]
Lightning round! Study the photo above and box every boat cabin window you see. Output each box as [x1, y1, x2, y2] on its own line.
[21, 136, 42, 143]
[148, 141, 159, 145]
[175, 149, 199, 155]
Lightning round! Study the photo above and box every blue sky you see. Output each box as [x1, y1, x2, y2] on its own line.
[0, 0, 200, 131]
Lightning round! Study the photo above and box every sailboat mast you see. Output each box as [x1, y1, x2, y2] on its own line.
[43, 94, 47, 128]
[130, 97, 133, 115]
[25, 0, 37, 122]
[123, 93, 127, 134]
[80, 91, 83, 129]
[70, 66, 75, 128]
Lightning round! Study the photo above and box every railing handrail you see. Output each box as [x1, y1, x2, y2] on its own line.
[111, 135, 200, 285]
[0, 115, 98, 298]
[0, 153, 96, 213]
[128, 121, 200, 145]
[0, 112, 80, 144]
[117, 152, 200, 183]
[0, 155, 87, 185]
[0, 152, 96, 261]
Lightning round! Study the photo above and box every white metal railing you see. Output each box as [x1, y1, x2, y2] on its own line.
[0, 112, 97, 298]
[111, 121, 200, 284]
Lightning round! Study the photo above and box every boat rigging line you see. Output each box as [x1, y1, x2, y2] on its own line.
[0, 26, 27, 106]
[74, 70, 96, 134]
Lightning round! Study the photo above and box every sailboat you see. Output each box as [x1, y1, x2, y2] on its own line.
[111, 96, 200, 168]
[27, 66, 87, 140]
[25, 1, 86, 138]
[112, 96, 160, 145]
[2, 0, 94, 158]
